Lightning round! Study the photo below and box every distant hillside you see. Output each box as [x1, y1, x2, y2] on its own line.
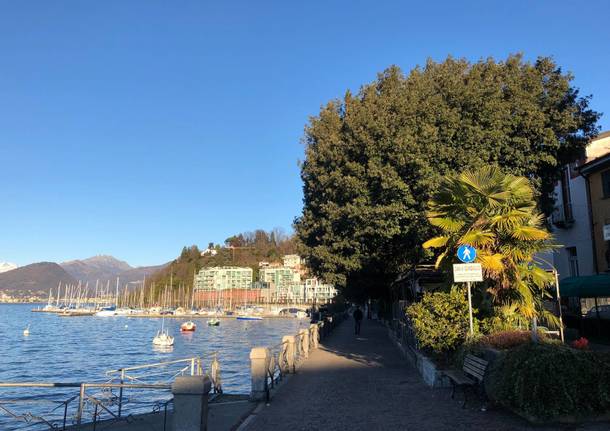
[118, 263, 169, 287]
[0, 262, 76, 296]
[149, 229, 298, 291]
[60, 255, 132, 284]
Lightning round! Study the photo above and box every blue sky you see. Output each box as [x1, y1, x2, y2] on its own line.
[1, 1, 609, 267]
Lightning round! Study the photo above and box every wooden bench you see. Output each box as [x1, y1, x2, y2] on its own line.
[442, 354, 488, 408]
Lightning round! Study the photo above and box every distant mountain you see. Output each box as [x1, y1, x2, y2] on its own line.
[0, 262, 76, 295]
[0, 262, 18, 273]
[118, 263, 169, 287]
[61, 255, 132, 284]
[60, 255, 167, 288]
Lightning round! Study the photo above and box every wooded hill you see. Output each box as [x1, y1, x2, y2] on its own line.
[148, 229, 298, 292]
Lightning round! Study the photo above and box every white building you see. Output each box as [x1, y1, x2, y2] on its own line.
[282, 254, 301, 269]
[551, 132, 610, 279]
[304, 278, 337, 303]
[194, 266, 253, 291]
[259, 267, 301, 301]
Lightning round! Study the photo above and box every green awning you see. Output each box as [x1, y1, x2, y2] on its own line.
[559, 275, 610, 298]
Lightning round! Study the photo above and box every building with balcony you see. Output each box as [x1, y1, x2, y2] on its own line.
[551, 131, 610, 279]
[259, 267, 301, 301]
[304, 278, 337, 303]
[194, 266, 253, 291]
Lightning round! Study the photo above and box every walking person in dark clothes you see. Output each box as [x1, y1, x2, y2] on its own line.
[353, 305, 363, 335]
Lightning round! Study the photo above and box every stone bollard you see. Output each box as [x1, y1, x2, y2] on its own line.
[310, 323, 319, 349]
[299, 329, 309, 359]
[282, 335, 296, 373]
[250, 347, 271, 401]
[171, 375, 212, 431]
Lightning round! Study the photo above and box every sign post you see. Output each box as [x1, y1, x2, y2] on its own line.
[454, 245, 481, 336]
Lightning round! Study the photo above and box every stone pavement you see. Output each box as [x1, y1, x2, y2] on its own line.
[242, 318, 608, 431]
[69, 394, 254, 431]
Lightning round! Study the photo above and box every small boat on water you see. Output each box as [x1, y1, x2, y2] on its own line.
[152, 329, 174, 347]
[207, 318, 220, 326]
[153, 316, 174, 347]
[23, 325, 30, 336]
[236, 316, 263, 321]
[180, 321, 197, 332]
[95, 305, 117, 317]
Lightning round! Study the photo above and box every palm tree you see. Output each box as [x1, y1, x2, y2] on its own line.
[422, 166, 557, 327]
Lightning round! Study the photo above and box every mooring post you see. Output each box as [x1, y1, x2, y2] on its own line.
[171, 375, 212, 431]
[249, 347, 270, 401]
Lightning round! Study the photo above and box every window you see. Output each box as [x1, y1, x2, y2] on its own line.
[603, 170, 610, 199]
[567, 247, 579, 277]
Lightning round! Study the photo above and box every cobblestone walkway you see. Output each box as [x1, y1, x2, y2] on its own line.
[243, 318, 607, 431]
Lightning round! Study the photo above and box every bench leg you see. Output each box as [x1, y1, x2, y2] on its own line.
[462, 386, 468, 409]
[450, 381, 456, 400]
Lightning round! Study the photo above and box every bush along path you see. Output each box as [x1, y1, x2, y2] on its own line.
[241, 318, 607, 431]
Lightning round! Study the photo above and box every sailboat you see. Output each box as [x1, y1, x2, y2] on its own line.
[23, 325, 30, 336]
[95, 277, 119, 316]
[153, 316, 174, 347]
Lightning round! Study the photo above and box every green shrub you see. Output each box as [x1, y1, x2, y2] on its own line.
[487, 343, 610, 420]
[406, 287, 472, 355]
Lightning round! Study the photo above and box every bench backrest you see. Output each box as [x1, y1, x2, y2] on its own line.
[462, 354, 488, 382]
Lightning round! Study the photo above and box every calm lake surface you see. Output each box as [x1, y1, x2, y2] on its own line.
[0, 303, 308, 430]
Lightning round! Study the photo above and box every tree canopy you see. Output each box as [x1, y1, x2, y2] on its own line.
[295, 54, 600, 300]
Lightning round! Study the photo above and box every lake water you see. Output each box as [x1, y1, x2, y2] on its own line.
[0, 303, 308, 430]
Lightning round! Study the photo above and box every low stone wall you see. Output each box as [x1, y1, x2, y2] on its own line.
[387, 325, 450, 388]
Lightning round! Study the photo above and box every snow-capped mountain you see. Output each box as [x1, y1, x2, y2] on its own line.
[0, 262, 18, 274]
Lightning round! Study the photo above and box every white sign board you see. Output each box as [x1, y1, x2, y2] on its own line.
[453, 263, 483, 283]
[604, 225, 610, 241]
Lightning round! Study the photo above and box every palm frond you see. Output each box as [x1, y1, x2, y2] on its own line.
[422, 236, 449, 249]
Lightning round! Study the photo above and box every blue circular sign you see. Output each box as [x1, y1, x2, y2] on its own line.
[457, 245, 477, 263]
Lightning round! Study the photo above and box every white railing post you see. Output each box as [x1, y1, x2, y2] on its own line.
[249, 347, 270, 401]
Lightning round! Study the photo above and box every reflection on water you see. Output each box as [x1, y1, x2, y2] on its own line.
[0, 303, 308, 430]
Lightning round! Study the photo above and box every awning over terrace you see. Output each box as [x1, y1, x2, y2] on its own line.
[560, 275, 610, 298]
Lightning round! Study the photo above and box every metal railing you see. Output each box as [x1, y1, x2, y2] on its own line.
[261, 313, 346, 401]
[0, 353, 222, 431]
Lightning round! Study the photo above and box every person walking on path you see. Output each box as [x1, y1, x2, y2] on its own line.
[353, 305, 363, 335]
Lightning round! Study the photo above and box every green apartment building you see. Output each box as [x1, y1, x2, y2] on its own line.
[194, 266, 253, 291]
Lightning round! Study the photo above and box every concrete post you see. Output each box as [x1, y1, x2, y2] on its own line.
[250, 347, 270, 401]
[282, 335, 295, 373]
[310, 323, 319, 349]
[299, 329, 309, 359]
[171, 375, 212, 431]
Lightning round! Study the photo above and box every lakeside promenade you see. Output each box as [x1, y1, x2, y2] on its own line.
[241, 319, 607, 431]
[59, 317, 609, 431]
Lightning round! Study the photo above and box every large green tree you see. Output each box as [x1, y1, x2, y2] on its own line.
[295, 54, 600, 299]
